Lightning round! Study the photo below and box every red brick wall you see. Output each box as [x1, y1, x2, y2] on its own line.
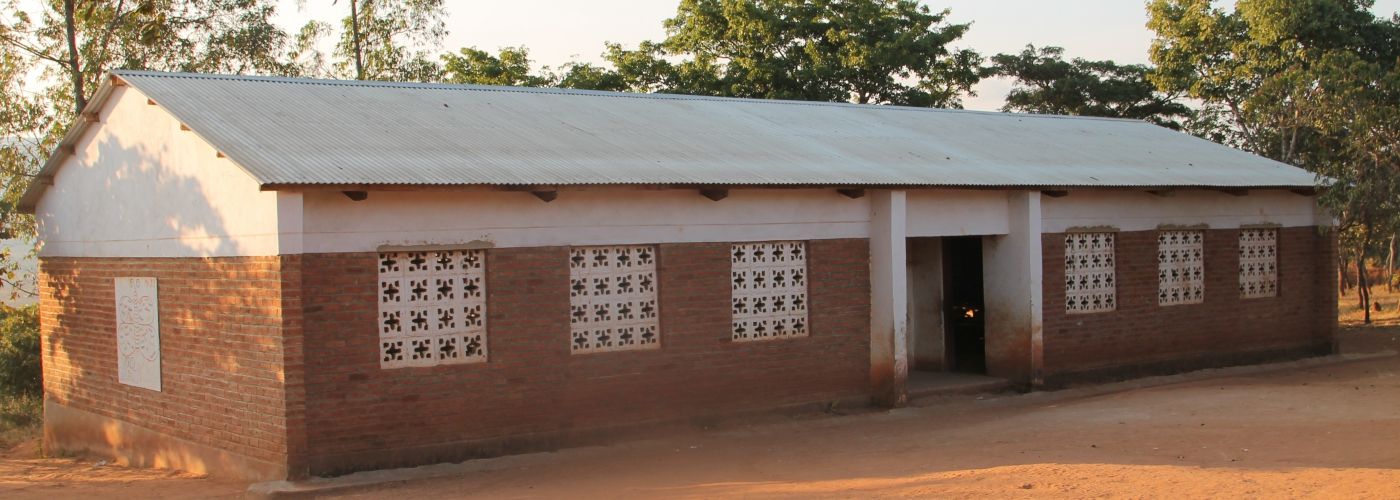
[38, 256, 302, 473]
[298, 239, 871, 475]
[1041, 227, 1336, 380]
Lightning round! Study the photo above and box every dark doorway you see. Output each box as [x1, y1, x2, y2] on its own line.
[942, 236, 985, 374]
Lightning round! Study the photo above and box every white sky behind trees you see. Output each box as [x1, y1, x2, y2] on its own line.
[275, 0, 1400, 111]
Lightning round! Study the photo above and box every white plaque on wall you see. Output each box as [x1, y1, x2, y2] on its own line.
[115, 277, 161, 391]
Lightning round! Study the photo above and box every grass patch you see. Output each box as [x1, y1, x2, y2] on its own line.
[0, 393, 40, 450]
[1340, 286, 1400, 326]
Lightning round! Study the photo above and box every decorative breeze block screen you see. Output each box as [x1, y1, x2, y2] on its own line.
[115, 277, 161, 391]
[377, 250, 487, 368]
[1158, 230, 1205, 305]
[1064, 232, 1116, 313]
[569, 245, 660, 354]
[731, 242, 809, 341]
[1239, 228, 1278, 298]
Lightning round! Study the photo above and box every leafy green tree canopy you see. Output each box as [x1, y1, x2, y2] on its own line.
[986, 44, 1192, 129]
[654, 0, 982, 106]
[0, 305, 39, 396]
[1147, 0, 1399, 161]
[441, 46, 550, 87]
[524, 1, 979, 105]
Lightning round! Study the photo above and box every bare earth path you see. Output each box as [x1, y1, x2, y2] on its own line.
[3, 328, 1398, 499]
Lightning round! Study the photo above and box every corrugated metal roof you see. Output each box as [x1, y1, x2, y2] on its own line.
[21, 70, 1320, 210]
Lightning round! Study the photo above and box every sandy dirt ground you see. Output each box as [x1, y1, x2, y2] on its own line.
[3, 328, 1398, 499]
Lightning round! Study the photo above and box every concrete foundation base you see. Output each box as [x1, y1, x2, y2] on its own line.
[43, 399, 286, 481]
[1040, 342, 1335, 389]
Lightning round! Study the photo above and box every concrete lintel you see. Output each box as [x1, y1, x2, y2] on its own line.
[869, 189, 909, 407]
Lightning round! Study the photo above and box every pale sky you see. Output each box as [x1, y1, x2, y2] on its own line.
[278, 0, 1400, 111]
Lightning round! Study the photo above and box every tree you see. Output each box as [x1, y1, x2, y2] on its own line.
[1147, 0, 1399, 162]
[551, 61, 629, 92]
[1294, 52, 1400, 323]
[332, 0, 447, 81]
[986, 45, 1193, 129]
[440, 46, 550, 87]
[592, 0, 980, 106]
[432, 1, 983, 107]
[1148, 0, 1400, 321]
[0, 305, 39, 396]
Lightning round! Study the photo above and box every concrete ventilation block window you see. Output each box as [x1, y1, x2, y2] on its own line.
[731, 241, 809, 341]
[377, 250, 487, 368]
[1239, 228, 1278, 298]
[568, 245, 660, 354]
[1065, 232, 1116, 313]
[1158, 230, 1205, 305]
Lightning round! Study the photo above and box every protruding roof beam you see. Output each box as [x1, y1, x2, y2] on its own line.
[837, 188, 866, 199]
[342, 190, 368, 201]
[1216, 188, 1249, 196]
[1290, 187, 1317, 196]
[1147, 189, 1175, 197]
[1042, 190, 1069, 198]
[531, 190, 558, 203]
[700, 188, 729, 201]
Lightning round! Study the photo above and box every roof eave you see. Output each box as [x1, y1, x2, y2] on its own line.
[259, 182, 1321, 193]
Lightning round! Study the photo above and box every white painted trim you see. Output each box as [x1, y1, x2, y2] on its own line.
[299, 189, 873, 252]
[1041, 190, 1319, 233]
[906, 190, 1010, 236]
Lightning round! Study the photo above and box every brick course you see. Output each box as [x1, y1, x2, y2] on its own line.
[1041, 227, 1336, 382]
[298, 239, 871, 475]
[41, 227, 1333, 477]
[39, 256, 301, 476]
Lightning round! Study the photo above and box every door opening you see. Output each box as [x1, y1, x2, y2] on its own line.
[943, 236, 986, 374]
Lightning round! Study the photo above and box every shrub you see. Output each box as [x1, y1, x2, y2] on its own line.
[0, 305, 40, 397]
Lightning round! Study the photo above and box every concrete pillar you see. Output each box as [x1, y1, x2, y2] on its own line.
[906, 239, 945, 371]
[869, 190, 909, 407]
[276, 191, 304, 255]
[982, 191, 1045, 386]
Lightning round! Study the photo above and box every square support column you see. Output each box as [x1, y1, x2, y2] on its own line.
[869, 190, 909, 407]
[982, 191, 1045, 386]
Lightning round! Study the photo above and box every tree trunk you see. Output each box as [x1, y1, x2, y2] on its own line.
[1339, 253, 1351, 295]
[1387, 234, 1395, 293]
[63, 0, 85, 114]
[1359, 222, 1374, 324]
[350, 0, 364, 80]
[1357, 252, 1371, 324]
[1355, 217, 1374, 325]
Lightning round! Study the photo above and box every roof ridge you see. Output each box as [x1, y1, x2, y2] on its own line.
[110, 69, 1149, 124]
